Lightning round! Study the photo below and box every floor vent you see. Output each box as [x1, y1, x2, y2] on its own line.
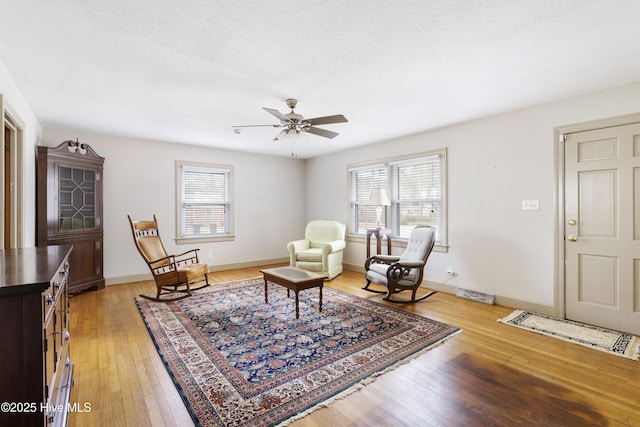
[456, 288, 495, 305]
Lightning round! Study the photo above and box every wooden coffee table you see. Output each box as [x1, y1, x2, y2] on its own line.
[260, 267, 325, 319]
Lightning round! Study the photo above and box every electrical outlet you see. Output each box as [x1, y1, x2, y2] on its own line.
[208, 251, 213, 258]
[447, 266, 454, 275]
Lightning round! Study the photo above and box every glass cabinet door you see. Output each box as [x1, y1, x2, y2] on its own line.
[58, 166, 97, 230]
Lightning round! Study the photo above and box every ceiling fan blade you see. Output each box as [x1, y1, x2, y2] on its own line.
[305, 114, 348, 126]
[263, 108, 291, 122]
[273, 129, 287, 141]
[306, 126, 339, 139]
[232, 124, 280, 128]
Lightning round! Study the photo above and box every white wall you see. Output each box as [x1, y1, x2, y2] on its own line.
[306, 81, 640, 309]
[9, 47, 640, 307]
[0, 58, 42, 247]
[42, 128, 307, 284]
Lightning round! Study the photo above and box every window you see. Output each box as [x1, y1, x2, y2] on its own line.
[391, 155, 442, 239]
[348, 149, 447, 248]
[349, 163, 388, 232]
[176, 161, 234, 243]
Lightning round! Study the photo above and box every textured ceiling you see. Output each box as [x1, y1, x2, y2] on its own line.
[1, 1, 640, 158]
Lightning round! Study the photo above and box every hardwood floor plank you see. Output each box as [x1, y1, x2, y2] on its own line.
[67, 267, 639, 426]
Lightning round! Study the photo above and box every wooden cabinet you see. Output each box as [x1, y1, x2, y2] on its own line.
[0, 245, 74, 427]
[37, 140, 105, 293]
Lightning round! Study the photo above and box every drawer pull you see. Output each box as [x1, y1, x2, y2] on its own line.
[64, 331, 70, 341]
[46, 295, 54, 305]
[54, 281, 61, 289]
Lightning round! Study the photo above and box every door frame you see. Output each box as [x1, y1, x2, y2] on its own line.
[0, 94, 25, 249]
[554, 112, 640, 319]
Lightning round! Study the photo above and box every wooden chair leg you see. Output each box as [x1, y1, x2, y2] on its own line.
[362, 280, 387, 294]
[189, 274, 210, 292]
[139, 289, 191, 302]
[384, 288, 438, 303]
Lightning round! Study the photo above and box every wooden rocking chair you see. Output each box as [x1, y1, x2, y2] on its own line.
[363, 225, 437, 303]
[128, 214, 210, 301]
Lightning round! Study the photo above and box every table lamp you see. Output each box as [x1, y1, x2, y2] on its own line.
[367, 188, 391, 228]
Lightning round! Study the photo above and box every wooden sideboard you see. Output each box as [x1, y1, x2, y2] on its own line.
[0, 245, 74, 427]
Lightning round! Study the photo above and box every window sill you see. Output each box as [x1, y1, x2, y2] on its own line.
[175, 234, 236, 244]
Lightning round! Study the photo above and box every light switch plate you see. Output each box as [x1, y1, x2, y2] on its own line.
[522, 200, 539, 210]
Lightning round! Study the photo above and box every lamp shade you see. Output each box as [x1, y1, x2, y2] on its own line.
[367, 188, 391, 206]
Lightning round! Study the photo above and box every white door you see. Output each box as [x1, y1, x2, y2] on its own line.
[565, 123, 640, 335]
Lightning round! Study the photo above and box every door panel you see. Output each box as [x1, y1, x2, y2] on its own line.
[579, 170, 616, 237]
[565, 123, 640, 335]
[578, 254, 616, 306]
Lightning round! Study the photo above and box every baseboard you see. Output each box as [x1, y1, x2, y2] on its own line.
[107, 261, 555, 315]
[493, 295, 554, 316]
[106, 273, 153, 285]
[344, 263, 365, 273]
[105, 257, 289, 286]
[344, 264, 554, 315]
[207, 257, 289, 272]
[422, 280, 554, 315]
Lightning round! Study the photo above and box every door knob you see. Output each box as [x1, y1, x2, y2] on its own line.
[568, 219, 576, 226]
[567, 235, 577, 242]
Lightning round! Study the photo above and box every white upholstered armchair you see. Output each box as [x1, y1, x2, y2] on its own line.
[287, 220, 346, 280]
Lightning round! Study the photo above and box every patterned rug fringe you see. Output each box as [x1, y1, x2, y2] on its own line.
[274, 328, 462, 427]
[498, 310, 640, 361]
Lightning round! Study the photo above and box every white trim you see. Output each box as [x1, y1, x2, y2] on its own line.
[346, 160, 387, 172]
[175, 234, 235, 245]
[0, 94, 25, 248]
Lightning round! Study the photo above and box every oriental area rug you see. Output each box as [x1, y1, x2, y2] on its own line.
[135, 277, 461, 427]
[498, 310, 640, 360]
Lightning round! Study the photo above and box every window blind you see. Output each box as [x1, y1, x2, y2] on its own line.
[181, 166, 230, 237]
[349, 164, 387, 233]
[391, 154, 441, 240]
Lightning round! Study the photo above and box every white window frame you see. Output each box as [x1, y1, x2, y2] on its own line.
[348, 148, 448, 251]
[175, 160, 235, 244]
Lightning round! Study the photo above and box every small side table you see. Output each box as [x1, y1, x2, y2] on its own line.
[366, 228, 392, 258]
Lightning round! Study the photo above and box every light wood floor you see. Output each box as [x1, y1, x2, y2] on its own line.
[68, 266, 640, 426]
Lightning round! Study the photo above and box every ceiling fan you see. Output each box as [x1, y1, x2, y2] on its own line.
[233, 99, 348, 141]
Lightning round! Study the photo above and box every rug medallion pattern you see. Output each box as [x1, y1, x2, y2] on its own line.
[136, 277, 460, 426]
